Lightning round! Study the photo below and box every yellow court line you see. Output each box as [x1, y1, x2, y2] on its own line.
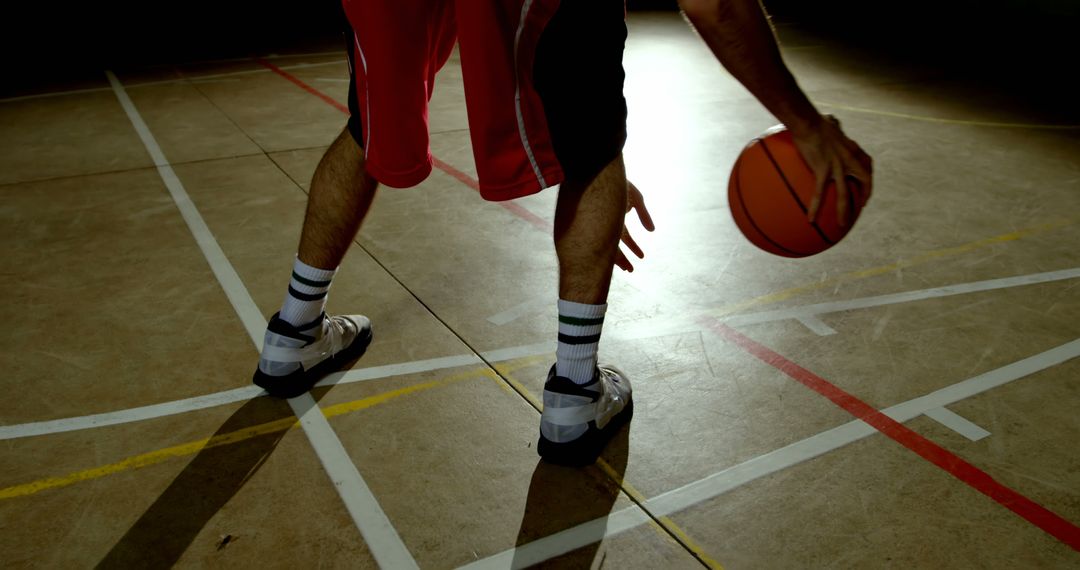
[9, 213, 1069, 554]
[319, 367, 494, 418]
[492, 362, 726, 569]
[816, 101, 1080, 130]
[489, 354, 553, 399]
[596, 459, 725, 570]
[0, 416, 294, 501]
[0, 367, 511, 501]
[504, 217, 1072, 565]
[709, 217, 1075, 317]
[1, 357, 549, 501]
[494, 363, 545, 411]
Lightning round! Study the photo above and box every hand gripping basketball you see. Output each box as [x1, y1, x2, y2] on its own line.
[728, 121, 872, 258]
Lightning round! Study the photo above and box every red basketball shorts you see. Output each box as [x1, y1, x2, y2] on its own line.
[341, 0, 628, 201]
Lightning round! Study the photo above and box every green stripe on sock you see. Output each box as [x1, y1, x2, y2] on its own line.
[559, 315, 605, 327]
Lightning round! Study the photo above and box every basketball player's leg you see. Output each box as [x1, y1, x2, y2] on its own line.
[297, 128, 378, 271]
[252, 0, 455, 398]
[554, 155, 627, 306]
[532, 0, 634, 465]
[251, 125, 378, 399]
[539, 154, 634, 466]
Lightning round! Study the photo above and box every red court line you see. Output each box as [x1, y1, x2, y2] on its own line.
[258, 59, 551, 233]
[704, 319, 1080, 552]
[258, 59, 349, 115]
[256, 53, 1080, 552]
[432, 158, 548, 231]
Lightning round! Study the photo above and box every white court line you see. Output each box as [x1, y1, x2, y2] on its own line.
[177, 50, 346, 66]
[0, 385, 261, 441]
[105, 71, 264, 346]
[123, 61, 347, 89]
[188, 78, 243, 85]
[924, 407, 992, 441]
[0, 86, 114, 103]
[0, 346, 553, 441]
[486, 296, 549, 326]
[1, 61, 348, 104]
[616, 267, 1080, 342]
[483, 341, 553, 363]
[461, 338, 1080, 568]
[459, 507, 652, 570]
[106, 71, 418, 569]
[8, 267, 1073, 439]
[172, 60, 346, 83]
[726, 267, 1080, 332]
[795, 315, 837, 336]
[11, 267, 1073, 439]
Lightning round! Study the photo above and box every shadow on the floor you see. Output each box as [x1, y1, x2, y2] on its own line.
[511, 424, 631, 569]
[92, 355, 365, 570]
[93, 392, 297, 568]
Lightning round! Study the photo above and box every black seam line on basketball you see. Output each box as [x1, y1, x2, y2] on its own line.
[734, 154, 810, 257]
[558, 333, 602, 345]
[287, 285, 327, 302]
[847, 186, 858, 222]
[759, 139, 836, 246]
[559, 315, 605, 326]
[292, 272, 332, 288]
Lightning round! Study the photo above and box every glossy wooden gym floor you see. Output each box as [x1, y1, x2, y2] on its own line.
[2, 11, 1078, 569]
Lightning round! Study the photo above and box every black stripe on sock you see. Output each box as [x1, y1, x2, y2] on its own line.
[288, 285, 327, 302]
[558, 333, 602, 345]
[297, 313, 325, 331]
[292, 271, 332, 288]
[559, 315, 605, 326]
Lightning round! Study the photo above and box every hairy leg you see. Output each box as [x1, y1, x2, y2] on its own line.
[554, 154, 628, 304]
[296, 127, 379, 268]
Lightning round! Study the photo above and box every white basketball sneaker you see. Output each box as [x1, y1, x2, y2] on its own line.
[253, 312, 372, 399]
[537, 364, 633, 466]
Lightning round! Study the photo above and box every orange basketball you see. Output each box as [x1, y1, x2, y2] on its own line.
[728, 125, 864, 258]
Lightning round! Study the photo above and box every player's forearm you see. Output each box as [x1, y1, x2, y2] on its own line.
[679, 0, 821, 135]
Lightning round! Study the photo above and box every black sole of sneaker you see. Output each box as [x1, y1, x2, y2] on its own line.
[252, 326, 373, 399]
[536, 400, 634, 467]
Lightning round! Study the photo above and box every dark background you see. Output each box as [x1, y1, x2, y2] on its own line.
[3, 0, 1077, 99]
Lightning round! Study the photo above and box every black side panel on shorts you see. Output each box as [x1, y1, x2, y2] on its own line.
[341, 5, 365, 149]
[533, 0, 628, 183]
